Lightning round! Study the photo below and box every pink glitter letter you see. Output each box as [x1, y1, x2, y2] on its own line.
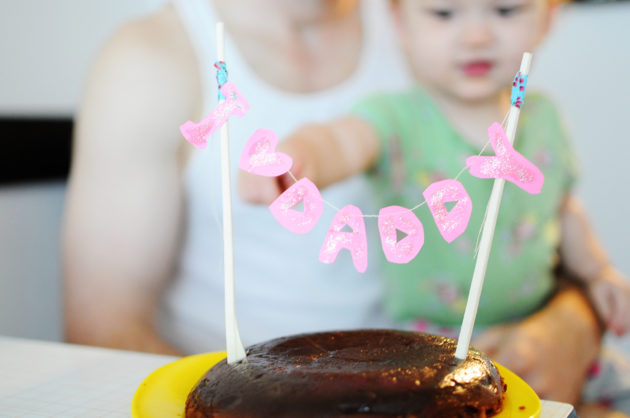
[239, 129, 293, 177]
[423, 179, 472, 243]
[378, 206, 424, 264]
[179, 81, 249, 149]
[319, 205, 368, 273]
[269, 178, 323, 234]
[467, 122, 544, 194]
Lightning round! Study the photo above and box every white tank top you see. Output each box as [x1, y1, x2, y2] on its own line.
[161, 0, 413, 354]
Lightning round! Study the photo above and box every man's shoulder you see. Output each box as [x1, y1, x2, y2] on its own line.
[76, 5, 202, 160]
[99, 5, 194, 76]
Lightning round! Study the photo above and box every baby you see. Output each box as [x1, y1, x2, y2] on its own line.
[240, 0, 630, 411]
[241, 0, 629, 338]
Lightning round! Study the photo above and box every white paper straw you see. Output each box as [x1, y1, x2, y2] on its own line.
[217, 22, 246, 364]
[455, 53, 533, 360]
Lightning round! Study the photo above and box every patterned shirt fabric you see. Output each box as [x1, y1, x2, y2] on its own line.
[352, 85, 578, 326]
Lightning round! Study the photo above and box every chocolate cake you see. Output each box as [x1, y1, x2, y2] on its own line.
[185, 329, 506, 417]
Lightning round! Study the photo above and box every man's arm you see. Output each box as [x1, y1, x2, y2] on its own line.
[62, 13, 198, 354]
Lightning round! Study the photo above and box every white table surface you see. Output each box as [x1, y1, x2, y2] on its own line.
[0, 336, 576, 417]
[0, 336, 177, 417]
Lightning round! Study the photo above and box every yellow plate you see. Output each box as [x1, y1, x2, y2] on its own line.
[495, 363, 541, 418]
[132, 352, 540, 417]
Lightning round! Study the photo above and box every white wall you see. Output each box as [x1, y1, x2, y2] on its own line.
[0, 1, 628, 344]
[534, 2, 630, 278]
[0, 0, 165, 341]
[0, 0, 165, 114]
[0, 182, 66, 340]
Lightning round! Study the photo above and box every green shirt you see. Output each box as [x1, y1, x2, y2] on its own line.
[352, 86, 578, 326]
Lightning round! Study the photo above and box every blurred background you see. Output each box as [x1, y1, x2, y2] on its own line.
[0, 0, 628, 349]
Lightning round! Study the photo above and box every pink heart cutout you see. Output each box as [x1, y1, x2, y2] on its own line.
[239, 129, 293, 177]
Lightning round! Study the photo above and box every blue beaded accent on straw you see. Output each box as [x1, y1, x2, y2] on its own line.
[511, 72, 528, 108]
[215, 61, 228, 101]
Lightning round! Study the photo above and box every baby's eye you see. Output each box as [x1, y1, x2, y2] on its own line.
[429, 9, 454, 20]
[495, 5, 522, 17]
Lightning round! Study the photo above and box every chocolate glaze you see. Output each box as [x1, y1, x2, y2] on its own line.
[186, 330, 506, 417]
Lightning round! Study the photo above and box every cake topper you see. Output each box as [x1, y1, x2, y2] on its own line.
[319, 204, 369, 273]
[179, 23, 248, 364]
[258, 112, 543, 272]
[511, 72, 528, 109]
[181, 31, 541, 364]
[269, 177, 323, 234]
[423, 179, 473, 244]
[179, 81, 249, 150]
[239, 129, 293, 177]
[214, 23, 247, 364]
[455, 52, 534, 360]
[467, 122, 544, 194]
[378, 205, 425, 264]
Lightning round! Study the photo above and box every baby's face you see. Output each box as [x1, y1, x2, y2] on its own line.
[394, 0, 552, 103]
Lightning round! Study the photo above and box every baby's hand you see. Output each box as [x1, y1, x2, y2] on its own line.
[238, 171, 293, 205]
[587, 267, 630, 336]
[238, 135, 313, 205]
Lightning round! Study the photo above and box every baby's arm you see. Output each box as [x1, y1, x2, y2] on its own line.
[239, 116, 380, 204]
[559, 194, 630, 335]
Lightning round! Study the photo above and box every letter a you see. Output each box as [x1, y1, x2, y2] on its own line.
[319, 205, 368, 273]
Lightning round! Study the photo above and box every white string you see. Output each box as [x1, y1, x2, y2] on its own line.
[284, 108, 509, 220]
[472, 111, 511, 258]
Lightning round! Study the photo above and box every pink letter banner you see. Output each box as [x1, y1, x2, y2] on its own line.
[467, 122, 544, 194]
[378, 206, 424, 264]
[319, 205, 368, 273]
[423, 179, 472, 243]
[269, 178, 323, 234]
[180, 81, 249, 149]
